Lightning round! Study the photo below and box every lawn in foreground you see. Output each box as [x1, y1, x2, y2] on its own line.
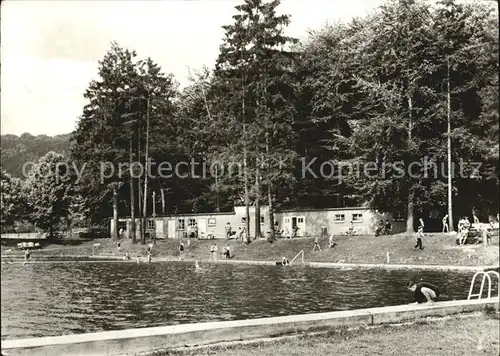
[157, 312, 499, 356]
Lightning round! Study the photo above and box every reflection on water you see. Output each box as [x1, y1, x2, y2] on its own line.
[0, 262, 482, 339]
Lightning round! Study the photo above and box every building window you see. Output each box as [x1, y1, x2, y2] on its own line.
[188, 219, 196, 228]
[177, 219, 185, 230]
[334, 214, 345, 222]
[208, 218, 216, 227]
[147, 219, 154, 230]
[118, 221, 127, 230]
[352, 213, 363, 223]
[260, 215, 264, 224]
[297, 217, 304, 223]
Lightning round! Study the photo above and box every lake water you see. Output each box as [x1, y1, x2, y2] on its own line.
[0, 262, 483, 340]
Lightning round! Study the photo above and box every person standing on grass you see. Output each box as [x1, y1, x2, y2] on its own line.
[458, 217, 470, 246]
[472, 211, 480, 225]
[223, 244, 231, 259]
[442, 214, 449, 233]
[225, 222, 232, 239]
[329, 233, 337, 248]
[464, 217, 471, 230]
[312, 236, 321, 252]
[179, 241, 185, 261]
[241, 228, 247, 245]
[375, 220, 384, 236]
[414, 218, 425, 251]
[407, 281, 440, 304]
[24, 249, 31, 265]
[385, 220, 392, 235]
[458, 217, 466, 234]
[146, 245, 152, 263]
[348, 220, 354, 236]
[210, 243, 218, 260]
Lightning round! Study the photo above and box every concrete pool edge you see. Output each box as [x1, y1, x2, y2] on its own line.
[2, 298, 498, 356]
[1, 254, 498, 271]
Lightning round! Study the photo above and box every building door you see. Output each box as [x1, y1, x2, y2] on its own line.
[167, 219, 176, 239]
[296, 216, 306, 237]
[155, 219, 164, 239]
[284, 217, 292, 233]
[198, 219, 207, 235]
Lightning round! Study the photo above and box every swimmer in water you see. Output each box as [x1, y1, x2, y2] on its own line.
[195, 261, 200, 269]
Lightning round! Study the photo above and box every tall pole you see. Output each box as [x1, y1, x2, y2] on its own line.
[142, 95, 150, 244]
[447, 56, 455, 233]
[160, 188, 165, 215]
[152, 191, 156, 245]
[137, 115, 142, 243]
[243, 123, 250, 242]
[239, 29, 250, 243]
[406, 96, 414, 235]
[192, 67, 220, 213]
[152, 191, 156, 217]
[112, 185, 119, 241]
[255, 163, 261, 239]
[215, 166, 220, 212]
[129, 137, 136, 243]
[263, 66, 274, 238]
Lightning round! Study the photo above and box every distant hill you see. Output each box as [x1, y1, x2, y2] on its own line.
[0, 133, 71, 178]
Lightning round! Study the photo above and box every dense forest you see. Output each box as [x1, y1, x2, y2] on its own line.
[1, 0, 498, 241]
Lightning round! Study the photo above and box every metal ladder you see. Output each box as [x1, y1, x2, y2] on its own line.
[467, 270, 499, 300]
[290, 250, 304, 265]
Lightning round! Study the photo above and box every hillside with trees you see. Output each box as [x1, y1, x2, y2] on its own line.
[0, 133, 71, 178]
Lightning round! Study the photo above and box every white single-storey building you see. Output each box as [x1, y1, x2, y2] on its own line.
[110, 205, 406, 239]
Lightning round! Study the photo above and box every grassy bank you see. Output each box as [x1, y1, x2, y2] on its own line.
[152, 312, 499, 356]
[2, 231, 498, 266]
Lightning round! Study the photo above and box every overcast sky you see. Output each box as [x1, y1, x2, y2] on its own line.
[0, 0, 490, 136]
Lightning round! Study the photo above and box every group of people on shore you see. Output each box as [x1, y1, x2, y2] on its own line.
[415, 210, 498, 250]
[178, 241, 232, 261]
[311, 234, 337, 252]
[120, 243, 152, 263]
[226, 223, 248, 242]
[208, 242, 232, 260]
